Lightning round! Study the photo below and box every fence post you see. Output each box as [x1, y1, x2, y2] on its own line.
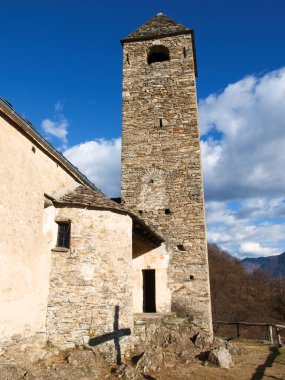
[276, 327, 282, 347]
[237, 323, 240, 338]
[268, 325, 273, 344]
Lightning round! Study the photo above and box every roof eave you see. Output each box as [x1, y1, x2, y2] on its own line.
[120, 29, 192, 44]
[49, 198, 164, 247]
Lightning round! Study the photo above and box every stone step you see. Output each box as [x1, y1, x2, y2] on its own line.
[134, 312, 176, 323]
[133, 313, 188, 328]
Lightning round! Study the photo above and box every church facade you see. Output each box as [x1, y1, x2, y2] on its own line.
[0, 13, 212, 359]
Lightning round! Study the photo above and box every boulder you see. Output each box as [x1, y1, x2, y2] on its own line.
[208, 346, 233, 369]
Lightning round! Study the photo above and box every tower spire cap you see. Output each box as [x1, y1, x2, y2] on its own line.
[121, 13, 192, 43]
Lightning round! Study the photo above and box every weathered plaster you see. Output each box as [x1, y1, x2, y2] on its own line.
[0, 116, 79, 347]
[132, 241, 171, 313]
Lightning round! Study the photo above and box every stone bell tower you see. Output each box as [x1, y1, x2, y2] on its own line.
[121, 13, 212, 335]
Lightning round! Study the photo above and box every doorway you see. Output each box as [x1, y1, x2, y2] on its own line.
[142, 269, 156, 312]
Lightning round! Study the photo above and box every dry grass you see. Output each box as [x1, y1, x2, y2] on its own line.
[153, 340, 285, 380]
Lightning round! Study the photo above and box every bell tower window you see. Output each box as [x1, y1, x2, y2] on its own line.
[147, 45, 170, 64]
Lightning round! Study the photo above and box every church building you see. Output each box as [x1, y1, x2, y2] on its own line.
[0, 13, 212, 359]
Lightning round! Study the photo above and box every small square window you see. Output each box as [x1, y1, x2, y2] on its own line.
[56, 222, 70, 248]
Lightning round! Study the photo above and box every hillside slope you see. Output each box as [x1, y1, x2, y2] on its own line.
[242, 252, 285, 277]
[208, 244, 285, 332]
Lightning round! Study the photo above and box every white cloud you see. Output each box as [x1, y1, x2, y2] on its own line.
[205, 198, 285, 258]
[200, 68, 285, 258]
[54, 100, 63, 112]
[41, 102, 68, 149]
[201, 140, 222, 170]
[41, 117, 68, 148]
[240, 242, 277, 257]
[199, 67, 285, 201]
[64, 138, 121, 197]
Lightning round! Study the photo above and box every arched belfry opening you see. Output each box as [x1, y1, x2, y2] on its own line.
[147, 45, 170, 64]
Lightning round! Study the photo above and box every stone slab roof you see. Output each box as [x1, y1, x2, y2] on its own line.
[58, 185, 124, 212]
[52, 185, 164, 247]
[121, 13, 192, 43]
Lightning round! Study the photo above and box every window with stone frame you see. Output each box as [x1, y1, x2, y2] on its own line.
[56, 222, 71, 248]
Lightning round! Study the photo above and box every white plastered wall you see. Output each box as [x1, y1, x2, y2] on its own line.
[0, 116, 79, 347]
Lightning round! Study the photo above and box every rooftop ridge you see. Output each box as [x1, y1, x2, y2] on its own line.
[121, 13, 192, 44]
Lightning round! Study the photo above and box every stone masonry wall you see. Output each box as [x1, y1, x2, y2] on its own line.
[121, 33, 212, 335]
[46, 207, 133, 360]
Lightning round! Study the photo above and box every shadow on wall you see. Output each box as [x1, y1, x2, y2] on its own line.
[132, 235, 155, 259]
[88, 305, 131, 365]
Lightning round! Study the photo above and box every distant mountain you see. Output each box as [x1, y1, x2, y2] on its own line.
[242, 252, 285, 278]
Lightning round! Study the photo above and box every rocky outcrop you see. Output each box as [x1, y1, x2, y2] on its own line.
[0, 339, 116, 380]
[115, 314, 239, 379]
[0, 318, 240, 380]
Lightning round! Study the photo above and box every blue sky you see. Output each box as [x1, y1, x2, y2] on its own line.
[1, 0, 285, 258]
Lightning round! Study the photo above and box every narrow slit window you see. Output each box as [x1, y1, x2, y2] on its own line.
[159, 118, 163, 128]
[56, 222, 71, 248]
